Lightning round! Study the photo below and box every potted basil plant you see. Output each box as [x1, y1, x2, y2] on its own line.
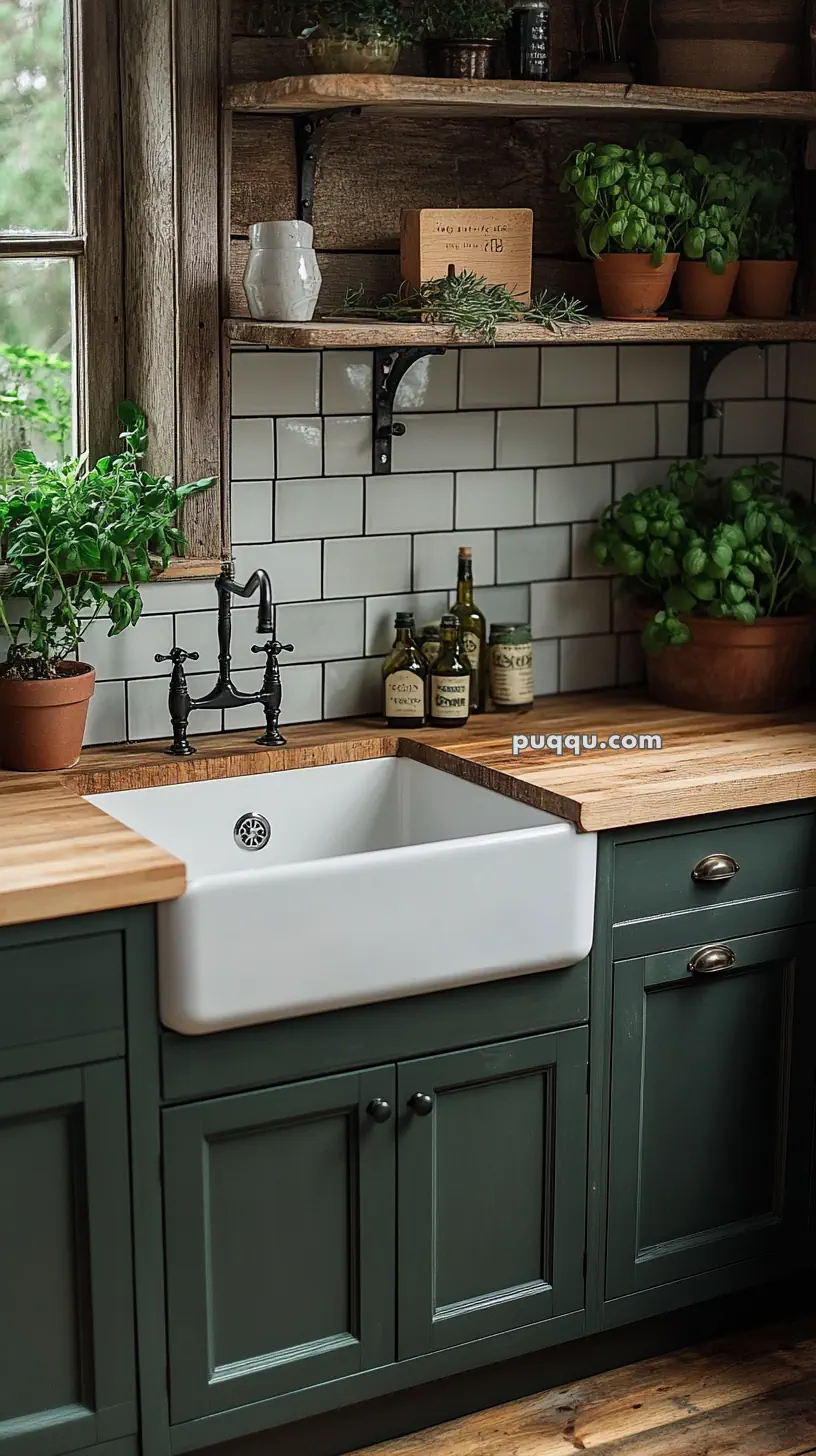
[591, 458, 816, 714]
[0, 402, 214, 772]
[421, 0, 511, 78]
[301, 0, 415, 72]
[676, 149, 752, 319]
[560, 138, 695, 319]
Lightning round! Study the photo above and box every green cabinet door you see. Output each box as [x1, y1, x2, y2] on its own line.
[163, 1066, 396, 1423]
[397, 1028, 588, 1358]
[606, 926, 816, 1306]
[0, 1063, 137, 1456]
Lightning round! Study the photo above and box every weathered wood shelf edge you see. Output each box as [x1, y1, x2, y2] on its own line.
[224, 76, 816, 122]
[227, 317, 816, 349]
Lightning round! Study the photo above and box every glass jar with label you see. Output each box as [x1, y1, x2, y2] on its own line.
[382, 612, 426, 727]
[488, 624, 534, 712]
[451, 546, 487, 713]
[430, 614, 471, 728]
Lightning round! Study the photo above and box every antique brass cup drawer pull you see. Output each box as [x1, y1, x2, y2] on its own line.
[691, 853, 740, 883]
[688, 944, 737, 975]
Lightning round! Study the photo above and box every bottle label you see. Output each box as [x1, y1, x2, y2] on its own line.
[385, 670, 425, 720]
[490, 643, 534, 706]
[462, 630, 481, 672]
[431, 674, 470, 720]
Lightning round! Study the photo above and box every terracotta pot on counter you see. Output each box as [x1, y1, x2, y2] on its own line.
[677, 260, 740, 320]
[593, 253, 679, 320]
[0, 662, 95, 771]
[736, 260, 798, 319]
[636, 609, 816, 714]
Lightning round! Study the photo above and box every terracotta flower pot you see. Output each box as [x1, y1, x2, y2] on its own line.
[425, 39, 500, 78]
[0, 662, 95, 772]
[736, 260, 798, 320]
[677, 260, 740, 320]
[593, 253, 679, 320]
[636, 609, 816, 714]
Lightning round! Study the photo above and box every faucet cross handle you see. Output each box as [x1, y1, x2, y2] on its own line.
[251, 640, 294, 659]
[155, 648, 200, 666]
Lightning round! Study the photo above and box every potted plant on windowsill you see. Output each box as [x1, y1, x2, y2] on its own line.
[591, 459, 816, 714]
[421, 0, 511, 78]
[301, 0, 415, 72]
[0, 402, 214, 772]
[560, 138, 695, 319]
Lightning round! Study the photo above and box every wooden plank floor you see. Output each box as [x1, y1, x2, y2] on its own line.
[349, 1317, 816, 1455]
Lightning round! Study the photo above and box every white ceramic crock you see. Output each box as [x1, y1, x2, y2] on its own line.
[242, 220, 323, 322]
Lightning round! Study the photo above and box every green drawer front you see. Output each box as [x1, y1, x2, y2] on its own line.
[614, 813, 816, 926]
[0, 931, 125, 1070]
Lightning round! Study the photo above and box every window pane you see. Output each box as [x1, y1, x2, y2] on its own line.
[0, 256, 72, 462]
[0, 0, 70, 232]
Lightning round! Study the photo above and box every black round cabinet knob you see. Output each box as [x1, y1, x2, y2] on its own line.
[409, 1092, 434, 1117]
[366, 1098, 392, 1124]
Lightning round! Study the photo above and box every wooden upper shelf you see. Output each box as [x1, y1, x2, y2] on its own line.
[224, 75, 816, 123]
[227, 317, 816, 350]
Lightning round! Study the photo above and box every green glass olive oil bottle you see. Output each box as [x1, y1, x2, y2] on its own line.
[430, 614, 471, 728]
[451, 546, 487, 713]
[382, 612, 426, 727]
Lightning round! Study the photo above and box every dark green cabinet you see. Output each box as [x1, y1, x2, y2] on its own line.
[605, 926, 816, 1309]
[162, 1066, 397, 1422]
[0, 1062, 137, 1455]
[398, 1029, 588, 1358]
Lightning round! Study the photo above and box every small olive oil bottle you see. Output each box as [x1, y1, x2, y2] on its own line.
[430, 613, 471, 728]
[451, 546, 487, 713]
[382, 612, 426, 727]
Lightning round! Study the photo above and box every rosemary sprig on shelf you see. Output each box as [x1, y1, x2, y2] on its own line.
[342, 272, 590, 345]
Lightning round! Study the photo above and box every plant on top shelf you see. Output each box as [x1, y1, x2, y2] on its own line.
[674, 142, 754, 320]
[0, 401, 214, 773]
[590, 459, 816, 713]
[420, 0, 511, 78]
[300, 0, 415, 72]
[559, 137, 695, 320]
[343, 271, 590, 344]
[706, 131, 798, 319]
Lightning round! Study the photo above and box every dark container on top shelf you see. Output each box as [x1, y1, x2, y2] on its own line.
[509, 3, 551, 81]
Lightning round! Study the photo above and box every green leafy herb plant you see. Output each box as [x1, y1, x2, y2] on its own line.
[559, 137, 696, 267]
[591, 459, 816, 654]
[421, 0, 511, 39]
[0, 402, 214, 680]
[716, 135, 796, 262]
[300, 0, 415, 41]
[678, 147, 753, 275]
[342, 271, 590, 344]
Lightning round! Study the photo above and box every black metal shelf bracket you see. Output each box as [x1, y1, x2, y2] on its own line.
[294, 108, 361, 225]
[373, 347, 447, 475]
[687, 341, 764, 458]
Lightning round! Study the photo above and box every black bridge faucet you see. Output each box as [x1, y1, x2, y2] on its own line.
[155, 561, 294, 757]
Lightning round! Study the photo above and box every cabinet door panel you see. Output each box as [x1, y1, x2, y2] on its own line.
[606, 927, 816, 1303]
[0, 1064, 136, 1456]
[398, 1028, 587, 1358]
[163, 1066, 396, 1422]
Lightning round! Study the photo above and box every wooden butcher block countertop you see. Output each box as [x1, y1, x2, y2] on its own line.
[0, 690, 815, 928]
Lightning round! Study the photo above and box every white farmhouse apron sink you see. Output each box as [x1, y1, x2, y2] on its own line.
[89, 756, 597, 1035]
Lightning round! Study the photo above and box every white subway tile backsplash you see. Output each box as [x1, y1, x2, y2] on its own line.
[393, 411, 494, 472]
[276, 417, 323, 478]
[786, 401, 816, 460]
[496, 409, 574, 469]
[324, 534, 412, 598]
[127, 673, 213, 742]
[456, 470, 534, 529]
[365, 591, 450, 656]
[279, 599, 365, 665]
[232, 540, 322, 603]
[232, 417, 275, 479]
[533, 639, 559, 696]
[138, 579, 219, 614]
[540, 346, 616, 406]
[619, 346, 689, 403]
[614, 458, 672, 499]
[536, 464, 611, 524]
[789, 343, 816, 402]
[322, 351, 373, 414]
[706, 347, 765, 400]
[324, 415, 373, 475]
[232, 351, 320, 416]
[324, 656, 384, 718]
[560, 634, 617, 692]
[469, 583, 530, 629]
[496, 525, 570, 585]
[459, 348, 538, 409]
[276, 476, 363, 540]
[767, 345, 787, 399]
[174, 610, 219, 675]
[84, 681, 126, 747]
[395, 351, 459, 412]
[657, 403, 689, 458]
[531, 578, 610, 638]
[366, 473, 454, 535]
[722, 400, 785, 456]
[782, 456, 814, 495]
[83, 614, 173, 682]
[571, 521, 609, 579]
[228, 663, 323, 729]
[413, 530, 495, 591]
[231, 479, 274, 544]
[577, 405, 655, 464]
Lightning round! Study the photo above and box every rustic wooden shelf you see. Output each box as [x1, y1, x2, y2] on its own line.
[227, 317, 816, 350]
[225, 75, 816, 123]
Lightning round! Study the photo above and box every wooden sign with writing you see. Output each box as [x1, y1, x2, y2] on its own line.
[400, 208, 534, 305]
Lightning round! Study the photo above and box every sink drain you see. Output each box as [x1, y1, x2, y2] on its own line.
[234, 813, 271, 851]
